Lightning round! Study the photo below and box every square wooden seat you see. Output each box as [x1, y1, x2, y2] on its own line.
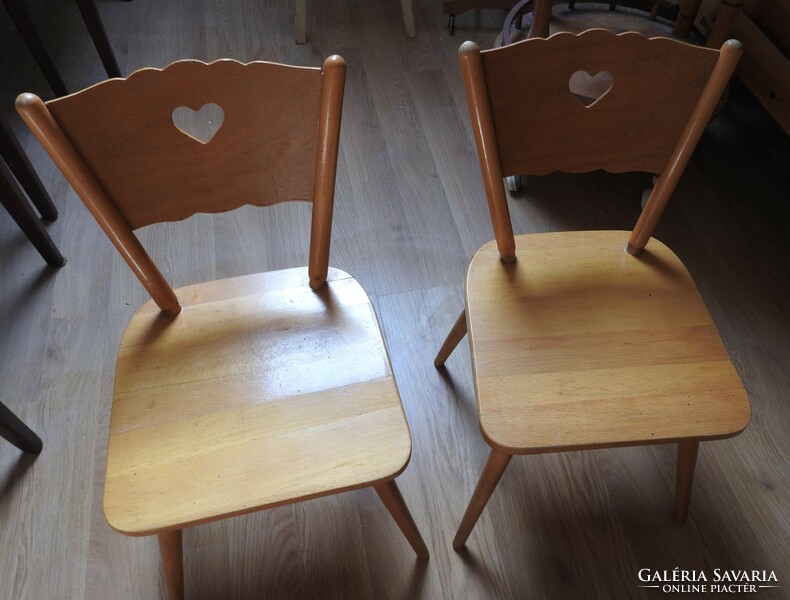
[105, 267, 414, 536]
[467, 232, 749, 454]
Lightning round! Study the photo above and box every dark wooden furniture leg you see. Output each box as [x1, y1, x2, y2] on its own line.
[3, 0, 123, 97]
[0, 117, 57, 221]
[0, 400, 43, 454]
[2, 0, 68, 95]
[0, 159, 65, 267]
[74, 0, 121, 78]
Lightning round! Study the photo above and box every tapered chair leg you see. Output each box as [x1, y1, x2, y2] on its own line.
[2, 0, 68, 95]
[0, 160, 65, 267]
[453, 448, 512, 549]
[434, 310, 467, 367]
[158, 530, 184, 600]
[0, 400, 43, 453]
[0, 117, 57, 220]
[74, 0, 122, 78]
[674, 440, 699, 524]
[374, 479, 429, 559]
[294, 0, 306, 43]
[400, 0, 416, 37]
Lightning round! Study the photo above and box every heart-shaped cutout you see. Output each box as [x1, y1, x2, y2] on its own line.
[172, 103, 224, 144]
[568, 71, 613, 108]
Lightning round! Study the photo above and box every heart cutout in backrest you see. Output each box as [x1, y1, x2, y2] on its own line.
[568, 70, 613, 108]
[172, 103, 224, 144]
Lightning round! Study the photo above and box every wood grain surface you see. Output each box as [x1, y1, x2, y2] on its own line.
[105, 268, 412, 536]
[467, 232, 751, 452]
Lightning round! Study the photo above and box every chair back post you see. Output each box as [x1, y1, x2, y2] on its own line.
[528, 0, 552, 38]
[459, 41, 516, 263]
[15, 93, 182, 315]
[308, 55, 346, 290]
[704, 0, 744, 48]
[673, 0, 704, 38]
[627, 39, 743, 254]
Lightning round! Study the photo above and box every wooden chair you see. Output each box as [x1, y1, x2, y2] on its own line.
[17, 56, 428, 599]
[434, 30, 751, 549]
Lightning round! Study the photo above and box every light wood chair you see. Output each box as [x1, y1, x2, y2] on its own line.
[294, 0, 415, 44]
[17, 56, 428, 599]
[435, 30, 751, 550]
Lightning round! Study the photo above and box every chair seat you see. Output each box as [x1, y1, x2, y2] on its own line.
[466, 231, 751, 453]
[104, 267, 412, 535]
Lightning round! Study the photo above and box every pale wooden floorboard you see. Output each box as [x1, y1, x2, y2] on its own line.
[1, 0, 788, 598]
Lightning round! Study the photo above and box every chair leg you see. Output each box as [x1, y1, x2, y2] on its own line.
[74, 0, 122, 78]
[434, 309, 467, 367]
[0, 400, 43, 454]
[0, 117, 57, 221]
[673, 0, 701, 39]
[374, 479, 429, 559]
[674, 440, 699, 524]
[2, 0, 68, 95]
[294, 0, 306, 44]
[158, 530, 184, 600]
[453, 448, 512, 550]
[0, 160, 65, 267]
[400, 0, 416, 37]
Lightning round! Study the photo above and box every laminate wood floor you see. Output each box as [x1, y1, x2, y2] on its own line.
[1, 1, 788, 598]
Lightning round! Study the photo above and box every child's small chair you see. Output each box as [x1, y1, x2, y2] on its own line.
[18, 55, 427, 599]
[435, 30, 751, 549]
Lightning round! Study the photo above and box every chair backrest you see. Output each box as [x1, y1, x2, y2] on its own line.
[16, 56, 346, 314]
[459, 30, 741, 261]
[524, 0, 744, 48]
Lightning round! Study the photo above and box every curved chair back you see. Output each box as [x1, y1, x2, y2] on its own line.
[17, 56, 347, 313]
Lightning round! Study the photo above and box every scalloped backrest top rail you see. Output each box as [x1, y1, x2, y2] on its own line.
[17, 57, 347, 312]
